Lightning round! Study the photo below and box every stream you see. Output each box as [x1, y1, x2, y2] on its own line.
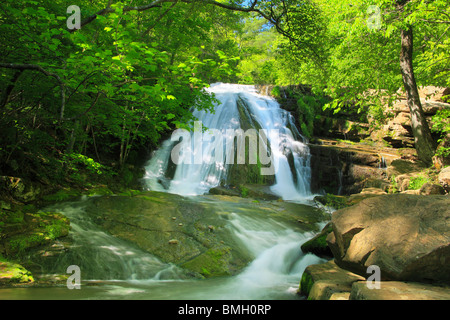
[0, 196, 327, 300]
[0, 84, 329, 300]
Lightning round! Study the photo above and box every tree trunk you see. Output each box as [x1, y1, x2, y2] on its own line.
[399, 26, 435, 165]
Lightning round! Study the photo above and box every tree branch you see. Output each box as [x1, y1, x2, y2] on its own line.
[0, 63, 66, 123]
[65, 92, 102, 122]
[73, 0, 269, 31]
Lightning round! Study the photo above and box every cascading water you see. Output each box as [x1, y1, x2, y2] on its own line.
[143, 83, 312, 201]
[35, 198, 189, 281]
[1, 84, 327, 300]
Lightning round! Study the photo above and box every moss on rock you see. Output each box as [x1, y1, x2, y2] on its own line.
[1, 210, 70, 257]
[0, 259, 34, 285]
[181, 246, 233, 278]
[301, 223, 333, 258]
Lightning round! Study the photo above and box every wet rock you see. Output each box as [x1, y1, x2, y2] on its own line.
[84, 191, 328, 278]
[301, 223, 333, 258]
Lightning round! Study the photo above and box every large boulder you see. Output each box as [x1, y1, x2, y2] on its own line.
[327, 194, 450, 283]
[84, 191, 327, 278]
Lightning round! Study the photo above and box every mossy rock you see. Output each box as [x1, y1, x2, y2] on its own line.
[301, 223, 333, 258]
[181, 246, 233, 278]
[314, 194, 350, 210]
[86, 186, 114, 196]
[0, 260, 34, 285]
[83, 191, 328, 278]
[42, 189, 81, 202]
[1, 211, 70, 257]
[299, 270, 315, 298]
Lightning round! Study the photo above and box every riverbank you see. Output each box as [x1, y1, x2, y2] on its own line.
[299, 194, 450, 300]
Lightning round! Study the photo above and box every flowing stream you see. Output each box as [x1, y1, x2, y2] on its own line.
[0, 84, 328, 300]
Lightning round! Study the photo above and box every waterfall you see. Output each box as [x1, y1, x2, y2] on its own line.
[143, 83, 312, 201]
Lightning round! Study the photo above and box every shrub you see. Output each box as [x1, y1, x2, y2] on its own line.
[408, 176, 430, 190]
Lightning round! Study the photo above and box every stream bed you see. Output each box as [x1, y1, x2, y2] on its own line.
[0, 194, 328, 300]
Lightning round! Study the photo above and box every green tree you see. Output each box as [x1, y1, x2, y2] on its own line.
[277, 0, 449, 165]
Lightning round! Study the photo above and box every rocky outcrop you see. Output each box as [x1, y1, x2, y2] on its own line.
[0, 176, 42, 204]
[299, 193, 450, 300]
[326, 194, 450, 283]
[309, 140, 398, 195]
[84, 191, 328, 278]
[371, 86, 450, 149]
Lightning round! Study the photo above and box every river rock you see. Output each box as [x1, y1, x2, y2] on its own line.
[327, 194, 450, 283]
[84, 191, 328, 278]
[299, 259, 365, 300]
[419, 183, 445, 195]
[350, 281, 450, 300]
[300, 223, 333, 258]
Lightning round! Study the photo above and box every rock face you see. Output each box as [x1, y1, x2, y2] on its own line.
[309, 141, 397, 195]
[327, 194, 450, 283]
[373, 87, 450, 149]
[84, 191, 327, 278]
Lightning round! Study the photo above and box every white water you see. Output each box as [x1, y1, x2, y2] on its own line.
[5, 197, 326, 300]
[0, 84, 327, 300]
[41, 198, 188, 281]
[143, 83, 312, 201]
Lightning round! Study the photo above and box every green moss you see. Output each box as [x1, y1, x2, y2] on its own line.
[0, 261, 34, 284]
[299, 271, 314, 298]
[118, 189, 142, 197]
[42, 189, 81, 202]
[5, 210, 24, 224]
[181, 247, 232, 278]
[314, 194, 349, 210]
[301, 223, 333, 257]
[87, 186, 114, 196]
[239, 186, 249, 198]
[5, 211, 70, 256]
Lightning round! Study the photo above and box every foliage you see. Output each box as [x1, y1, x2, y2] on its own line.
[431, 109, 450, 158]
[408, 175, 430, 190]
[0, 0, 244, 187]
[1, 0, 448, 189]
